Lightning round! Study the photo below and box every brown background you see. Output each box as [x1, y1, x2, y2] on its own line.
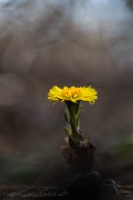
[0, 0, 133, 187]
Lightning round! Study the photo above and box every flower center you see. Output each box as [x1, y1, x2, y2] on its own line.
[62, 87, 82, 98]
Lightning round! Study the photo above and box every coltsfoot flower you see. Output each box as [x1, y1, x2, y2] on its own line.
[48, 85, 98, 144]
[47, 86, 98, 104]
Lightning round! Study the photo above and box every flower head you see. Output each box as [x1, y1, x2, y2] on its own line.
[47, 86, 98, 104]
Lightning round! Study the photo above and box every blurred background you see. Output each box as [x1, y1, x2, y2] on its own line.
[0, 0, 133, 189]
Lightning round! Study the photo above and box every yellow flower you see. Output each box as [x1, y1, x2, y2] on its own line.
[47, 86, 98, 104]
